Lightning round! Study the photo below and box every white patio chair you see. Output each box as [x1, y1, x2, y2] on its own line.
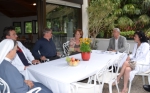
[0, 78, 41, 93]
[128, 65, 150, 93]
[71, 58, 112, 93]
[63, 41, 70, 56]
[27, 87, 42, 93]
[70, 59, 113, 93]
[125, 43, 130, 54]
[0, 78, 10, 93]
[88, 53, 126, 93]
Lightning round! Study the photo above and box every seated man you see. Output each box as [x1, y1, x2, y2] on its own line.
[2, 26, 40, 75]
[32, 28, 60, 61]
[107, 28, 127, 53]
[0, 39, 52, 93]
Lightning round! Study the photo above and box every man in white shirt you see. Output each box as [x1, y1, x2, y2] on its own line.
[107, 28, 127, 53]
[2, 26, 40, 75]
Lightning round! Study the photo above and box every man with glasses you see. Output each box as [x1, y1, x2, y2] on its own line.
[107, 28, 127, 53]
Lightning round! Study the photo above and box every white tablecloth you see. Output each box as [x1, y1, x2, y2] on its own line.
[25, 50, 127, 93]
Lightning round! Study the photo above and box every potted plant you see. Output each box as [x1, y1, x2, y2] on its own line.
[80, 38, 91, 61]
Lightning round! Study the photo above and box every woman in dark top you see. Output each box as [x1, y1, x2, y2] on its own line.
[69, 29, 83, 55]
[0, 39, 52, 93]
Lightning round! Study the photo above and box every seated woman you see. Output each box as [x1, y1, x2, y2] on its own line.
[117, 31, 150, 93]
[69, 29, 83, 55]
[0, 39, 53, 93]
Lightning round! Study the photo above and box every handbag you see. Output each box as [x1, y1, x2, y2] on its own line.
[128, 61, 136, 70]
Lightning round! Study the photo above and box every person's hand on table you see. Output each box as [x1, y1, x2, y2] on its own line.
[24, 80, 34, 89]
[112, 50, 117, 52]
[32, 60, 40, 65]
[40, 56, 47, 61]
[57, 52, 61, 57]
[108, 49, 113, 51]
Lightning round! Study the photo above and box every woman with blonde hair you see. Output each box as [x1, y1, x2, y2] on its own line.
[69, 29, 83, 54]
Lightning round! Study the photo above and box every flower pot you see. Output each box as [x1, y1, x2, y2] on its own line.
[81, 52, 91, 61]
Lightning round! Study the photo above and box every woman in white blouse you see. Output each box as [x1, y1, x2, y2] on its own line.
[117, 31, 150, 93]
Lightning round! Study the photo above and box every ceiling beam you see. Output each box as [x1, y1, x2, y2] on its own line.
[62, 0, 83, 4]
[46, 0, 81, 8]
[14, 0, 36, 12]
[46, 4, 58, 14]
[0, 5, 13, 17]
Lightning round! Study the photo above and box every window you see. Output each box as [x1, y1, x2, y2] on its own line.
[24, 21, 32, 34]
[13, 22, 21, 34]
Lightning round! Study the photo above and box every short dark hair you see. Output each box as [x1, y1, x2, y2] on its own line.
[43, 28, 52, 35]
[2, 26, 15, 39]
[134, 31, 148, 43]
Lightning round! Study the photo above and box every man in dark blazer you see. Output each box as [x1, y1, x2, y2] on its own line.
[107, 28, 127, 53]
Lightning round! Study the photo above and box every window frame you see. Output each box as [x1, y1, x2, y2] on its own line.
[32, 20, 38, 34]
[13, 22, 22, 34]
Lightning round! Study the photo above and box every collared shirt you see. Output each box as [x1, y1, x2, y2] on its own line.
[32, 37, 57, 59]
[115, 38, 118, 50]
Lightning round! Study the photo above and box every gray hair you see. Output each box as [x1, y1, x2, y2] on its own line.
[113, 28, 120, 33]
[43, 28, 52, 35]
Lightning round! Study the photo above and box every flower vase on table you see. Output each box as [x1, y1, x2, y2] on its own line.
[81, 52, 91, 61]
[80, 38, 91, 61]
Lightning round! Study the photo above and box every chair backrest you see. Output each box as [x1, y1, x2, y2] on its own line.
[63, 41, 70, 55]
[107, 53, 126, 81]
[27, 87, 41, 93]
[95, 59, 112, 93]
[125, 43, 130, 54]
[28, 34, 33, 43]
[0, 78, 10, 93]
[21, 36, 26, 39]
[0, 78, 41, 93]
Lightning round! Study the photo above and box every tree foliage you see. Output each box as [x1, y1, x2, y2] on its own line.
[88, 0, 117, 38]
[88, 0, 150, 39]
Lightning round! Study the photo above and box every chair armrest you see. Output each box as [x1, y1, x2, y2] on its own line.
[137, 64, 150, 74]
[26, 87, 41, 93]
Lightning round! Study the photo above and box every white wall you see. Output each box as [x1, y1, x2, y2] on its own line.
[95, 38, 136, 52]
[0, 12, 38, 43]
[0, 12, 12, 38]
[12, 16, 38, 43]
